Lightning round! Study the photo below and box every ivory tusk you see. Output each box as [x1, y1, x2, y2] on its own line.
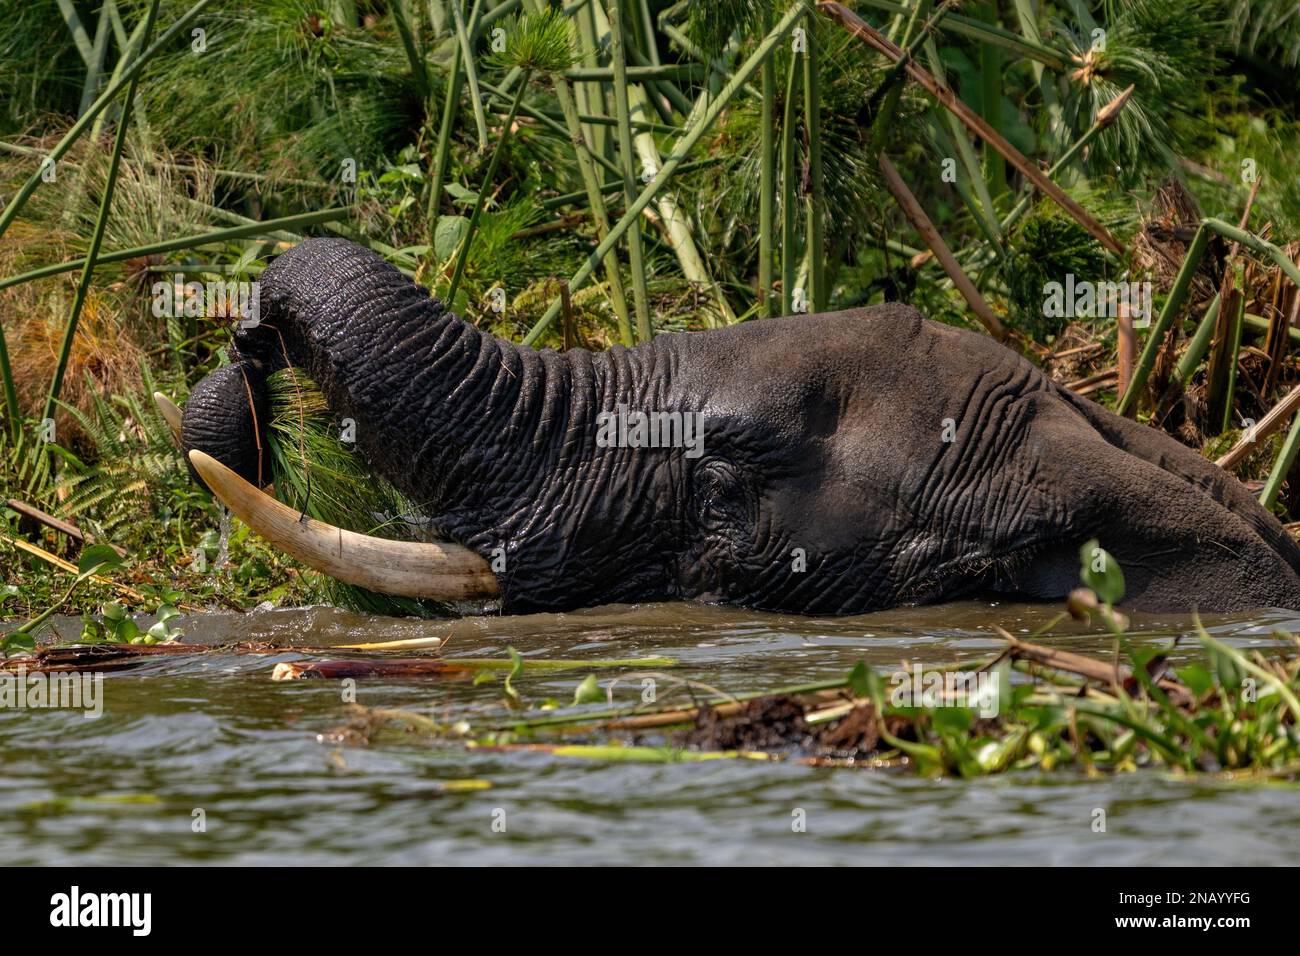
[188, 450, 500, 602]
[153, 392, 183, 443]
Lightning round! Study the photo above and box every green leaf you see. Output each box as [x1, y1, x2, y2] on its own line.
[76, 543, 122, 580]
[110, 618, 140, 643]
[0, 585, 17, 606]
[572, 674, 603, 705]
[503, 645, 524, 701]
[101, 602, 127, 622]
[1175, 662, 1214, 698]
[1079, 538, 1125, 604]
[2, 630, 35, 656]
[848, 661, 883, 701]
[1205, 641, 1246, 694]
[931, 707, 973, 734]
[443, 183, 479, 206]
[434, 215, 470, 261]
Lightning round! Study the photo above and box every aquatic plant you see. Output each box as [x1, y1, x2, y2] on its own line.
[330, 543, 1300, 780]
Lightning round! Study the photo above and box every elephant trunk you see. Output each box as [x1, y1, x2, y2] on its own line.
[179, 238, 561, 600]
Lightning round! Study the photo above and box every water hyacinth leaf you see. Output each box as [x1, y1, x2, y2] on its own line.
[1079, 538, 1125, 605]
[503, 646, 525, 701]
[930, 706, 972, 733]
[1, 631, 36, 656]
[573, 674, 603, 705]
[76, 543, 123, 581]
[974, 726, 1027, 774]
[847, 660, 883, 701]
[1196, 622, 1300, 723]
[101, 602, 128, 623]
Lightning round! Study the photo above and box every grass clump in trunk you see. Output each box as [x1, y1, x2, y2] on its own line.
[263, 367, 451, 618]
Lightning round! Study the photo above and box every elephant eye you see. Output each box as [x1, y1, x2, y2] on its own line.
[693, 459, 748, 533]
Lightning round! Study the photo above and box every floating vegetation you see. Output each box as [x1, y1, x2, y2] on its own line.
[316, 548, 1300, 781]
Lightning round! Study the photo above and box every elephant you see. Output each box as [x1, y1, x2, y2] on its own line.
[176, 237, 1300, 615]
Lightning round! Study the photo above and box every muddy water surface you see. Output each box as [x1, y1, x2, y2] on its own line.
[3, 601, 1299, 865]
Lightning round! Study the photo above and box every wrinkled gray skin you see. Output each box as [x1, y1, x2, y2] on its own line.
[183, 238, 1300, 614]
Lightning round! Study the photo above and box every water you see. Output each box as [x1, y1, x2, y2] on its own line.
[3, 600, 1300, 865]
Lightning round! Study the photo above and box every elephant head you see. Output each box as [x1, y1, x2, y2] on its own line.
[179, 238, 1300, 614]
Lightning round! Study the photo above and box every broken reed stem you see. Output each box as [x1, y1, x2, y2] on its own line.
[1217, 284, 1247, 435]
[956, 86, 1128, 282]
[446, 69, 532, 304]
[1, 532, 148, 603]
[1261, 268, 1291, 396]
[451, 0, 490, 149]
[998, 633, 1195, 707]
[758, 7, 776, 317]
[1066, 368, 1117, 394]
[559, 279, 575, 350]
[1205, 266, 1241, 432]
[780, 52, 801, 316]
[803, 10, 826, 313]
[427, 16, 466, 249]
[997, 84, 1133, 239]
[1262, 408, 1300, 509]
[1116, 302, 1135, 413]
[609, 0, 653, 343]
[1119, 218, 1300, 417]
[5, 498, 126, 556]
[1205, 180, 1264, 432]
[540, 14, 635, 345]
[877, 153, 1006, 340]
[1117, 224, 1211, 416]
[1216, 380, 1300, 471]
[523, 0, 808, 345]
[821, 1, 1124, 256]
